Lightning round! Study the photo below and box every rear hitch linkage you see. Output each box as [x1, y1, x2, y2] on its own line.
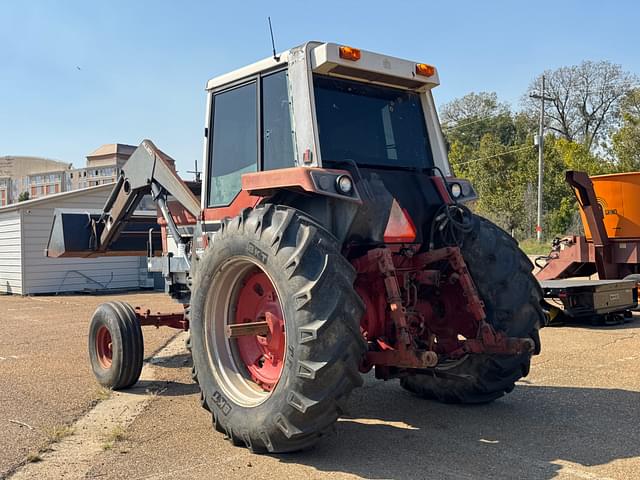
[354, 246, 534, 375]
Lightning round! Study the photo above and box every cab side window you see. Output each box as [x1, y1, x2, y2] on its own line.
[208, 82, 257, 207]
[262, 70, 294, 170]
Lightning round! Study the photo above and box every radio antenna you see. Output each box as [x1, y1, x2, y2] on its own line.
[268, 17, 279, 61]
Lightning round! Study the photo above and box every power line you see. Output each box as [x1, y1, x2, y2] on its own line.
[441, 115, 502, 131]
[454, 145, 534, 166]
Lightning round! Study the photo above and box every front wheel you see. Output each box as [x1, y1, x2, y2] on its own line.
[88, 301, 144, 390]
[189, 205, 365, 453]
[401, 216, 545, 403]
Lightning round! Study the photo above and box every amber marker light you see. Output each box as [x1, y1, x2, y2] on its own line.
[416, 63, 436, 77]
[339, 46, 361, 61]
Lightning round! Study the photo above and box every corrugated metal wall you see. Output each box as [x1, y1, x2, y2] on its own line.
[0, 210, 23, 294]
[0, 186, 147, 295]
[21, 189, 143, 294]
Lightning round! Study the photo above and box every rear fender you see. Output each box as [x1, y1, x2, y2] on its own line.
[241, 167, 361, 204]
[201, 167, 361, 239]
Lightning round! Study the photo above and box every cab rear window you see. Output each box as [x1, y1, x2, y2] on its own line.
[314, 75, 433, 169]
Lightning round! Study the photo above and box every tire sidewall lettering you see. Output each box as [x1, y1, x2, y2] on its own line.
[212, 390, 233, 416]
[247, 242, 268, 264]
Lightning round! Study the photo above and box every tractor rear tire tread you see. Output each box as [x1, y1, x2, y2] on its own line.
[400, 215, 545, 404]
[189, 204, 365, 453]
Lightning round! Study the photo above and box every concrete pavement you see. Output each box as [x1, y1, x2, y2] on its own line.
[0, 293, 177, 478]
[2, 292, 639, 479]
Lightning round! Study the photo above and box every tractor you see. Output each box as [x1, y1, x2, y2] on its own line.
[47, 42, 545, 453]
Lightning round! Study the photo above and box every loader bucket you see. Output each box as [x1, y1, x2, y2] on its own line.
[46, 209, 162, 258]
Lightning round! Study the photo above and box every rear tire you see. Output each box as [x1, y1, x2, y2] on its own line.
[88, 301, 144, 390]
[189, 205, 366, 453]
[400, 215, 545, 403]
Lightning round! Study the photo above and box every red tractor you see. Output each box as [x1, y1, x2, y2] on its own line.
[47, 42, 545, 453]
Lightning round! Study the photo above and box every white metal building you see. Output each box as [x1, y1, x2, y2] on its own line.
[0, 184, 152, 295]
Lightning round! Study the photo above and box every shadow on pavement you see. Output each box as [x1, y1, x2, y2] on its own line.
[278, 381, 640, 480]
[123, 337, 639, 479]
[145, 352, 193, 368]
[133, 379, 200, 396]
[127, 352, 199, 397]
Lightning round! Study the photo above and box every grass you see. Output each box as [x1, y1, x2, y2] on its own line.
[517, 238, 552, 256]
[101, 424, 128, 451]
[26, 453, 42, 463]
[43, 424, 74, 443]
[106, 425, 128, 442]
[95, 386, 112, 401]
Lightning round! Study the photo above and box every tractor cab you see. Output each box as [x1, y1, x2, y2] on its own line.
[201, 42, 474, 246]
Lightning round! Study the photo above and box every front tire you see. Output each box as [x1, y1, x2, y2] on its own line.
[189, 205, 365, 453]
[401, 215, 545, 403]
[88, 301, 144, 390]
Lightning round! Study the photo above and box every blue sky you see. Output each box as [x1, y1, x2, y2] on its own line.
[1, 0, 638, 176]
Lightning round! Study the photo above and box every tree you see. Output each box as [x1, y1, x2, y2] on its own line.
[612, 89, 640, 171]
[523, 61, 637, 151]
[441, 92, 510, 124]
[449, 131, 535, 236]
[441, 92, 516, 148]
[18, 192, 30, 202]
[541, 138, 587, 236]
[444, 94, 537, 237]
[444, 78, 626, 240]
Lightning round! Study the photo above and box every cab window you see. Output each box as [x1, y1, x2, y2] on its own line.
[208, 82, 257, 207]
[262, 70, 294, 170]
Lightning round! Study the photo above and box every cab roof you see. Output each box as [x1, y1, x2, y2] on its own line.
[206, 42, 440, 92]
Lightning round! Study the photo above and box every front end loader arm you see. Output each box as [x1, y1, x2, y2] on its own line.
[98, 140, 200, 252]
[46, 140, 200, 258]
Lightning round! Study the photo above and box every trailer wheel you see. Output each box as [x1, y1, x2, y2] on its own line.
[401, 215, 545, 403]
[189, 205, 365, 453]
[88, 301, 144, 390]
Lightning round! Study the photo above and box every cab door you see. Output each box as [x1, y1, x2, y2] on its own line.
[203, 69, 295, 223]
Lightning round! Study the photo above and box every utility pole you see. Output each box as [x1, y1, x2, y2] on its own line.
[530, 75, 554, 242]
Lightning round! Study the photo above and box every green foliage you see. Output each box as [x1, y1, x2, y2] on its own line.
[443, 91, 619, 241]
[18, 191, 30, 202]
[442, 92, 516, 149]
[612, 89, 640, 171]
[518, 238, 552, 256]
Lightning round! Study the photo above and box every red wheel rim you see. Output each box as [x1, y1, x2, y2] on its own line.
[96, 325, 113, 369]
[232, 270, 285, 392]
